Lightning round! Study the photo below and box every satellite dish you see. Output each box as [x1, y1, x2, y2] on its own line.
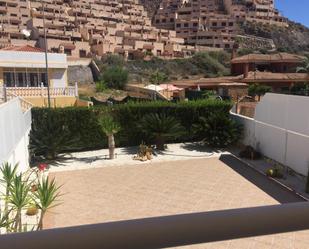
[22, 29, 31, 38]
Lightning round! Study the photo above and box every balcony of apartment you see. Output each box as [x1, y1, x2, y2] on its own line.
[0, 4, 7, 13]
[3, 0, 18, 8]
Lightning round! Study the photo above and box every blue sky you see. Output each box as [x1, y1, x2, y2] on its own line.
[275, 0, 309, 27]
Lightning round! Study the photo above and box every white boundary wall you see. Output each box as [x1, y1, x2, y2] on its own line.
[232, 93, 309, 176]
[0, 98, 31, 172]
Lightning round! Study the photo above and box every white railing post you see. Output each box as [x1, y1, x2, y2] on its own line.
[75, 82, 78, 97]
[41, 82, 44, 97]
[3, 84, 7, 102]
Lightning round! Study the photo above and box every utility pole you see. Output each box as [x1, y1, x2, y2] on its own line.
[42, 0, 51, 108]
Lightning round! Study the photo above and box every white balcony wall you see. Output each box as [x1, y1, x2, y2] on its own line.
[232, 93, 309, 176]
[0, 51, 67, 69]
[0, 98, 31, 172]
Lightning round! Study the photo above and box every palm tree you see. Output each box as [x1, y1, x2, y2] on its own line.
[9, 174, 31, 232]
[98, 115, 121, 159]
[34, 177, 61, 230]
[139, 113, 185, 150]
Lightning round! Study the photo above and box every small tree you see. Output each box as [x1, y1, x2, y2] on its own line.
[98, 116, 120, 159]
[139, 113, 185, 150]
[101, 66, 128, 90]
[149, 70, 168, 85]
[9, 174, 32, 232]
[248, 84, 272, 101]
[34, 177, 61, 230]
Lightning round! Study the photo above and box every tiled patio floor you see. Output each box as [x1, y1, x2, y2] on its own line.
[45, 155, 309, 249]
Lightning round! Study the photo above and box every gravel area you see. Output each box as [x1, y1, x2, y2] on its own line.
[49, 143, 223, 172]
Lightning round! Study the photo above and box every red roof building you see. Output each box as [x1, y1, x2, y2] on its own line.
[0, 45, 44, 53]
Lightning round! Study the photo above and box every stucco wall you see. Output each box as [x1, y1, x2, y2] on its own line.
[24, 96, 77, 107]
[232, 93, 309, 176]
[67, 66, 94, 85]
[0, 98, 31, 172]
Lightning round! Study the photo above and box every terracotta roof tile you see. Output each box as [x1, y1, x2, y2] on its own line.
[0, 45, 44, 53]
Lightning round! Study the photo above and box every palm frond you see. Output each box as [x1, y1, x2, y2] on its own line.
[98, 115, 120, 136]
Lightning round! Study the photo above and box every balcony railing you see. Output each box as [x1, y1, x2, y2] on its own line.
[0, 202, 308, 249]
[3, 83, 78, 98]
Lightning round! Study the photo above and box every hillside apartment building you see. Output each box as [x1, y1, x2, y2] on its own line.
[154, 0, 287, 49]
[0, 0, 216, 59]
[0, 0, 288, 58]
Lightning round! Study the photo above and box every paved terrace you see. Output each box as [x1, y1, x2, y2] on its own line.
[45, 155, 309, 248]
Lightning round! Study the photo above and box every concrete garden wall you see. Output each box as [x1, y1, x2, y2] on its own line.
[0, 98, 31, 172]
[232, 93, 309, 176]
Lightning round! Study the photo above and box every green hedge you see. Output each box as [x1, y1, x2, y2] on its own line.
[30, 99, 232, 154]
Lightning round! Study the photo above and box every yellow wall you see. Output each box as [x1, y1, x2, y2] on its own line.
[24, 96, 92, 107]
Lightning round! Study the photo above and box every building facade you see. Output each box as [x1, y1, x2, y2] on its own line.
[224, 0, 287, 27]
[0, 45, 87, 107]
[153, 0, 287, 49]
[0, 0, 200, 59]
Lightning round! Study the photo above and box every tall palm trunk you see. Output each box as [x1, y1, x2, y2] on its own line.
[108, 134, 115, 159]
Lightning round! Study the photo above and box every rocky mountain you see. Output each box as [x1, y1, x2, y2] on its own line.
[240, 21, 309, 53]
[139, 0, 162, 20]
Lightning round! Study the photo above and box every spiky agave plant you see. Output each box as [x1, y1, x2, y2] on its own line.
[0, 162, 18, 217]
[34, 177, 61, 230]
[9, 174, 32, 232]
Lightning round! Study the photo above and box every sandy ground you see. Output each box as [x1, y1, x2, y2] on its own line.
[48, 143, 309, 200]
[45, 156, 309, 249]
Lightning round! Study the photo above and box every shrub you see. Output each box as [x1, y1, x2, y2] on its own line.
[248, 84, 272, 100]
[149, 70, 168, 85]
[139, 113, 185, 150]
[30, 107, 107, 157]
[266, 167, 284, 179]
[239, 146, 261, 160]
[30, 99, 233, 155]
[101, 66, 128, 89]
[100, 54, 125, 67]
[29, 110, 80, 160]
[96, 80, 107, 92]
[193, 112, 242, 148]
